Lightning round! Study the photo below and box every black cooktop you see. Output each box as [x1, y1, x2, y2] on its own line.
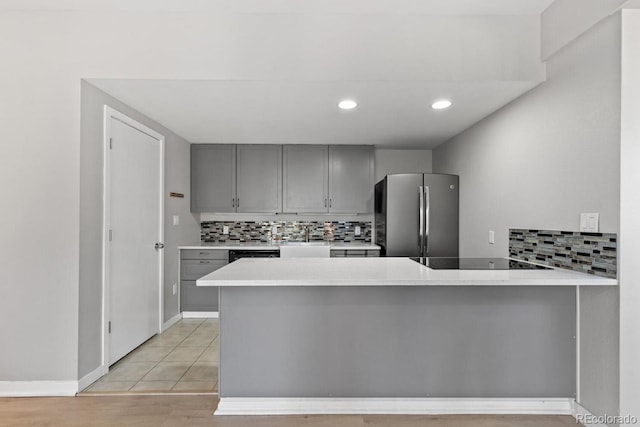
[409, 257, 552, 270]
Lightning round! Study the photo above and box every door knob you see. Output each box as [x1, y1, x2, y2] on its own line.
[154, 242, 165, 249]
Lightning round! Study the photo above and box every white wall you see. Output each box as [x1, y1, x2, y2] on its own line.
[374, 149, 432, 183]
[541, 0, 625, 60]
[434, 14, 621, 420]
[619, 9, 640, 425]
[434, 16, 620, 257]
[79, 82, 199, 379]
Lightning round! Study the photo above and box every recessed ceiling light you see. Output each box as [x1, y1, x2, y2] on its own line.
[431, 99, 452, 110]
[338, 99, 358, 110]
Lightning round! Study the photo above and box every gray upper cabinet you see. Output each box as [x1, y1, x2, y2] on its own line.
[329, 145, 374, 214]
[191, 144, 236, 213]
[192, 143, 374, 214]
[283, 145, 329, 213]
[236, 145, 282, 213]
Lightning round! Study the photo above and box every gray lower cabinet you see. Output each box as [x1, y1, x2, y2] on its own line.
[283, 145, 329, 213]
[329, 145, 374, 214]
[330, 249, 380, 257]
[191, 144, 236, 213]
[236, 144, 282, 213]
[180, 249, 229, 312]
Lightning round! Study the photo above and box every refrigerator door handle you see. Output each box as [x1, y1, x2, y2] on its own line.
[424, 186, 430, 256]
[419, 186, 424, 255]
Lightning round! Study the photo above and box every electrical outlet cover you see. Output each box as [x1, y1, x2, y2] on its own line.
[580, 213, 599, 232]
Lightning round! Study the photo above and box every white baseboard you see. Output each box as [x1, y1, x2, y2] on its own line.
[0, 381, 78, 397]
[215, 397, 574, 416]
[77, 365, 108, 392]
[572, 401, 608, 427]
[162, 312, 183, 332]
[182, 311, 218, 319]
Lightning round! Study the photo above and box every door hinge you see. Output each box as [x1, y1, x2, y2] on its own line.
[108, 321, 111, 334]
[109, 138, 113, 149]
[109, 229, 112, 241]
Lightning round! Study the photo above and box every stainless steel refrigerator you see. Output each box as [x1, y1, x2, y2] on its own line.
[375, 174, 459, 257]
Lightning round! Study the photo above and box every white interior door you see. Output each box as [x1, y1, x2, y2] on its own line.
[107, 113, 163, 365]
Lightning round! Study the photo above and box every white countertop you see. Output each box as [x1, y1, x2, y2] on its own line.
[196, 257, 617, 287]
[179, 242, 380, 251]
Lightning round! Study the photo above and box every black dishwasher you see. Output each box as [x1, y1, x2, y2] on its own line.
[229, 249, 280, 262]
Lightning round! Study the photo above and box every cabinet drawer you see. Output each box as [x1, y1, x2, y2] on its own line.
[181, 249, 229, 260]
[346, 250, 366, 257]
[180, 281, 218, 312]
[181, 259, 227, 280]
[331, 249, 379, 257]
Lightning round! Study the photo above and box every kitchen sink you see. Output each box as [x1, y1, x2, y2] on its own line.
[279, 241, 330, 257]
[280, 241, 329, 246]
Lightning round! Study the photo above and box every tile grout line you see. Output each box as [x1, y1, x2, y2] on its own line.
[170, 328, 216, 391]
[85, 319, 218, 393]
[130, 322, 196, 391]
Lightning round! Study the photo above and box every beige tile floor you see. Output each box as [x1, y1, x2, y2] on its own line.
[83, 318, 218, 394]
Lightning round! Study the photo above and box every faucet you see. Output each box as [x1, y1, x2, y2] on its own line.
[305, 226, 311, 242]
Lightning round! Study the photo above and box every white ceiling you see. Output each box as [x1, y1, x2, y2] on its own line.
[91, 79, 537, 147]
[84, 0, 555, 149]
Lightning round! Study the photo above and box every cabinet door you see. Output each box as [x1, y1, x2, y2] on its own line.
[329, 145, 374, 213]
[180, 281, 219, 312]
[191, 144, 236, 213]
[236, 145, 282, 213]
[282, 145, 329, 213]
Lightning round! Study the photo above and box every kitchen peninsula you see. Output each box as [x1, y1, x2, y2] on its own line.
[197, 257, 616, 416]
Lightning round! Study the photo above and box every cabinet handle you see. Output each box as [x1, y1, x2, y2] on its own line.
[199, 260, 210, 264]
[237, 198, 239, 208]
[324, 198, 327, 208]
[199, 252, 209, 255]
[329, 198, 332, 208]
[232, 198, 235, 208]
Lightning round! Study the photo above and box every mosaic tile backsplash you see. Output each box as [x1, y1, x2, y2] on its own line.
[509, 229, 617, 278]
[201, 221, 372, 243]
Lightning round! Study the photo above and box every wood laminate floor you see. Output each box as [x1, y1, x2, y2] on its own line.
[0, 395, 583, 427]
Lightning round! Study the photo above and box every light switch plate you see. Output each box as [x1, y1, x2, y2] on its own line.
[223, 225, 229, 235]
[355, 226, 361, 236]
[488, 230, 495, 244]
[580, 213, 599, 232]
[173, 215, 179, 226]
